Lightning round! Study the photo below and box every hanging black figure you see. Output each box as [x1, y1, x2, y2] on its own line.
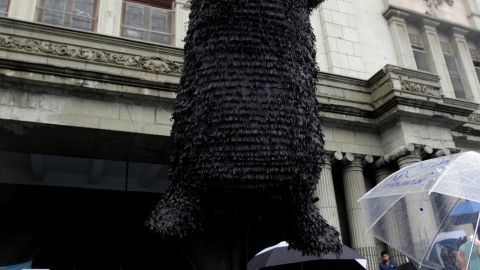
[147, 0, 342, 256]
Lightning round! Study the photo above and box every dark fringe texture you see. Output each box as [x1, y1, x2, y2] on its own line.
[147, 0, 342, 257]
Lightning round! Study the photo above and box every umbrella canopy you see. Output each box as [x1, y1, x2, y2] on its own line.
[248, 242, 366, 270]
[359, 151, 480, 269]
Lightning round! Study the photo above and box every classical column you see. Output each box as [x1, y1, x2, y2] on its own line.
[374, 157, 409, 266]
[449, 27, 480, 102]
[342, 153, 377, 270]
[419, 18, 456, 98]
[383, 10, 417, 69]
[396, 145, 437, 260]
[315, 152, 342, 237]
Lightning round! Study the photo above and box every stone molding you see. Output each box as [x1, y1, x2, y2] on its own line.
[0, 35, 183, 75]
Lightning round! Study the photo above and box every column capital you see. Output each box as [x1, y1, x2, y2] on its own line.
[412, 143, 433, 158]
[373, 156, 388, 169]
[397, 153, 421, 168]
[322, 151, 335, 169]
[333, 151, 344, 162]
[383, 144, 433, 164]
[434, 148, 451, 157]
[448, 26, 470, 40]
[342, 153, 374, 171]
[383, 143, 415, 163]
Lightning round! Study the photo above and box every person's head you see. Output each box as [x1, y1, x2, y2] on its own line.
[381, 251, 390, 262]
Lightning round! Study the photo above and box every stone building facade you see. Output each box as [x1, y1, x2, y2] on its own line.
[0, 0, 479, 269]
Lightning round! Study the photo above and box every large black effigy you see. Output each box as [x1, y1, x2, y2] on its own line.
[147, 0, 342, 256]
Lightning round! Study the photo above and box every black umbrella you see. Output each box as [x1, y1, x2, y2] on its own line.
[248, 242, 366, 270]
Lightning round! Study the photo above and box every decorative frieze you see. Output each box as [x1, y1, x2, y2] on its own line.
[0, 35, 183, 75]
[400, 81, 440, 97]
[468, 113, 480, 123]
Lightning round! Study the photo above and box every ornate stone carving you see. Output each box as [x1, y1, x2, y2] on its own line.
[0, 35, 183, 75]
[440, 41, 453, 55]
[468, 113, 480, 123]
[342, 153, 374, 168]
[408, 33, 424, 48]
[401, 81, 440, 97]
[425, 0, 455, 16]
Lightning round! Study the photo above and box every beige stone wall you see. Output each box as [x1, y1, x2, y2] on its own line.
[351, 0, 398, 78]
[325, 126, 384, 156]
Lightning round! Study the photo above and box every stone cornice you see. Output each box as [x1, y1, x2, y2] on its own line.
[0, 58, 179, 93]
[0, 17, 185, 57]
[318, 72, 368, 87]
[368, 65, 440, 85]
[0, 34, 183, 76]
[383, 5, 480, 40]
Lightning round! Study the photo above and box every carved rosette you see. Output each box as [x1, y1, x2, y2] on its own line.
[400, 81, 440, 97]
[0, 35, 183, 75]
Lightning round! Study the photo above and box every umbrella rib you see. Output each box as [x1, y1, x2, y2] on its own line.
[428, 154, 464, 195]
[418, 197, 461, 268]
[364, 194, 405, 233]
[360, 162, 421, 200]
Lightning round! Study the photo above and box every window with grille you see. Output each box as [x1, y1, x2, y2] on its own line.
[122, 1, 174, 45]
[36, 0, 98, 32]
[442, 41, 467, 100]
[409, 33, 432, 73]
[471, 48, 480, 82]
[0, 0, 9, 17]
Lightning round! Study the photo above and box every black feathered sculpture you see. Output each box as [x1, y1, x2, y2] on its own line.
[147, 0, 342, 256]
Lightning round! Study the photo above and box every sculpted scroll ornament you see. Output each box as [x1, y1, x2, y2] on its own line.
[0, 35, 183, 75]
[401, 81, 440, 97]
[425, 0, 455, 16]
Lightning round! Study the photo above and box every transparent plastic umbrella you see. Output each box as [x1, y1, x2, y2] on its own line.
[359, 151, 480, 269]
